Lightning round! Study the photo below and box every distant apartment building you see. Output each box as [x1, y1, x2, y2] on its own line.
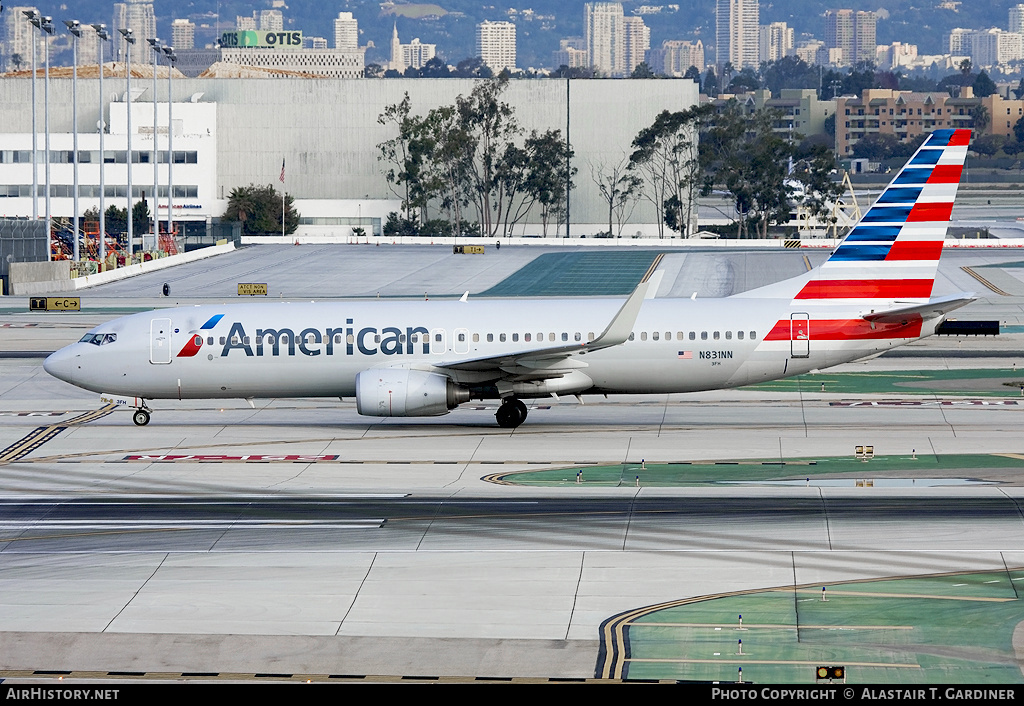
[581, 2, 648, 76]
[585, 2, 625, 76]
[623, 16, 651, 74]
[947, 27, 972, 55]
[759, 21, 793, 63]
[707, 88, 834, 139]
[824, 9, 875, 66]
[171, 19, 195, 51]
[970, 28, 1024, 69]
[476, 20, 516, 73]
[876, 42, 918, 71]
[259, 10, 284, 32]
[113, 0, 156, 58]
[646, 40, 704, 76]
[334, 12, 358, 51]
[236, 10, 283, 33]
[1012, 4, 1024, 34]
[716, 0, 759, 69]
[2, 6, 42, 72]
[835, 88, 1023, 155]
[390, 25, 436, 73]
[794, 39, 827, 66]
[553, 37, 588, 69]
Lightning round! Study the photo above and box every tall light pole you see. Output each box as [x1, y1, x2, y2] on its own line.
[119, 27, 135, 260]
[23, 10, 38, 222]
[147, 37, 161, 252]
[31, 15, 55, 259]
[92, 24, 109, 265]
[162, 45, 176, 243]
[65, 20, 82, 262]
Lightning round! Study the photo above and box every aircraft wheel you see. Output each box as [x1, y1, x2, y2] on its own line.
[512, 398, 528, 422]
[132, 409, 151, 427]
[495, 399, 526, 428]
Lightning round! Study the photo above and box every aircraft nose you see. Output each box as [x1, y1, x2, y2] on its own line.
[43, 346, 77, 384]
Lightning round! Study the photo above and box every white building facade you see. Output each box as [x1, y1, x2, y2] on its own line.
[476, 21, 517, 74]
[0, 77, 699, 237]
[0, 96, 217, 238]
[716, 0, 759, 69]
[334, 12, 359, 51]
[585, 2, 625, 77]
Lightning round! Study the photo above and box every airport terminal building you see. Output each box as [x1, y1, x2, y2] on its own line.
[0, 76, 699, 237]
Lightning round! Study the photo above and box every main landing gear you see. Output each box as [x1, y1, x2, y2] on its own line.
[132, 404, 152, 426]
[495, 398, 528, 429]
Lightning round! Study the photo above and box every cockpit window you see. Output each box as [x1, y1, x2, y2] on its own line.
[79, 333, 117, 346]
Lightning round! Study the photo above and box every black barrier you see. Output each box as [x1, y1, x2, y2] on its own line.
[935, 320, 999, 336]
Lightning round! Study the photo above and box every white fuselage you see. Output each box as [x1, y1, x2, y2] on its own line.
[43, 295, 934, 402]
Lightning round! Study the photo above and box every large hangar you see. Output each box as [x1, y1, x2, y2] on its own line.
[0, 77, 699, 235]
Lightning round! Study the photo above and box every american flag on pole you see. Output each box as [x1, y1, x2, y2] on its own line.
[279, 158, 286, 184]
[677, 351, 692, 359]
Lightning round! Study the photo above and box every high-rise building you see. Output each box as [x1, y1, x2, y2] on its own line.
[259, 10, 284, 32]
[113, 0, 157, 59]
[585, 2, 625, 77]
[334, 12, 358, 51]
[2, 7, 42, 73]
[390, 24, 436, 73]
[716, 0, 759, 69]
[236, 10, 284, 33]
[623, 16, 650, 74]
[759, 21, 793, 63]
[795, 40, 827, 66]
[553, 37, 588, 69]
[476, 20, 516, 73]
[825, 9, 876, 66]
[947, 27, 973, 55]
[76, 26, 101, 66]
[1010, 4, 1024, 34]
[172, 19, 195, 51]
[971, 28, 1024, 68]
[646, 39, 704, 76]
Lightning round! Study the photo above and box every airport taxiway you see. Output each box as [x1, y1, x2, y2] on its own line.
[2, 244, 1024, 681]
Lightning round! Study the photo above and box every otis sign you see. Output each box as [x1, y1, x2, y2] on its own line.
[220, 30, 302, 48]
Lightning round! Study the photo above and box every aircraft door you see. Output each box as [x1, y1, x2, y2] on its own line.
[790, 313, 810, 358]
[150, 318, 173, 364]
[454, 328, 470, 354]
[430, 328, 446, 355]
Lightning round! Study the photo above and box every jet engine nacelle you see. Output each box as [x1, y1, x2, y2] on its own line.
[355, 368, 470, 417]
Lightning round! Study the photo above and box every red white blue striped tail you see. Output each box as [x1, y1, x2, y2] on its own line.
[795, 128, 970, 305]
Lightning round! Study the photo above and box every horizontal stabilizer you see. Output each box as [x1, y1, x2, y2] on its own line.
[862, 292, 975, 323]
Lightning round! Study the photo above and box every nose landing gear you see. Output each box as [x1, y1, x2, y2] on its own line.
[495, 398, 528, 428]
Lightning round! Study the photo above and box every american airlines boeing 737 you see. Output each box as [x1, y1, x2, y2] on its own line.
[44, 129, 975, 428]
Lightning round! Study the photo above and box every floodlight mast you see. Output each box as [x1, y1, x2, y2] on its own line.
[119, 27, 136, 259]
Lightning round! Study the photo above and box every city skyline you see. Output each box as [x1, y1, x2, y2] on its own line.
[5, 1, 1024, 77]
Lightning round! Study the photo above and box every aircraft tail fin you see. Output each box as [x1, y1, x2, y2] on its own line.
[794, 128, 970, 304]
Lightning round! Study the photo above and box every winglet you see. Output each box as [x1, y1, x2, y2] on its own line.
[585, 277, 653, 352]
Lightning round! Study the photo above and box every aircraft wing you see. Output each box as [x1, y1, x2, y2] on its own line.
[435, 274, 658, 379]
[861, 292, 976, 324]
